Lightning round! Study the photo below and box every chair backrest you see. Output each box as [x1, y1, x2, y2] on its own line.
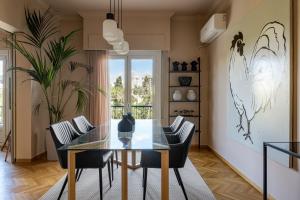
[50, 121, 81, 168]
[72, 115, 95, 134]
[170, 121, 195, 168]
[170, 116, 185, 132]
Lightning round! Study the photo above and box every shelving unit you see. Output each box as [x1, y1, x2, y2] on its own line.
[168, 57, 201, 148]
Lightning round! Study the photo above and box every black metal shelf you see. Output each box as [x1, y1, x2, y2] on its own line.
[169, 115, 200, 118]
[168, 57, 201, 149]
[169, 100, 200, 103]
[169, 85, 200, 88]
[169, 70, 200, 73]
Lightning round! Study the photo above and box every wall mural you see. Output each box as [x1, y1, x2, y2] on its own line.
[229, 21, 286, 144]
[227, 0, 292, 166]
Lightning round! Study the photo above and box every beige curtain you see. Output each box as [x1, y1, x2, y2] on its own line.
[88, 50, 109, 126]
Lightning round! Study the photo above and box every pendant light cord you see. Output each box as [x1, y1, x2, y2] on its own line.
[109, 0, 111, 13]
[121, 0, 122, 29]
[118, 0, 120, 28]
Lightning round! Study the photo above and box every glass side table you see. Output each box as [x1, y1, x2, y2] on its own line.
[263, 142, 300, 200]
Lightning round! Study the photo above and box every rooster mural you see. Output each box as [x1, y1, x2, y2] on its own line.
[229, 21, 286, 144]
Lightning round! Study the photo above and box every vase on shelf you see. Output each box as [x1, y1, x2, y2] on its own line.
[173, 90, 182, 101]
[187, 89, 196, 101]
[191, 60, 198, 71]
[172, 61, 180, 71]
[181, 62, 188, 71]
[178, 76, 192, 86]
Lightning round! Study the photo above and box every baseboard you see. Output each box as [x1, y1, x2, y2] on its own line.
[190, 144, 209, 151]
[208, 146, 275, 200]
[15, 152, 46, 163]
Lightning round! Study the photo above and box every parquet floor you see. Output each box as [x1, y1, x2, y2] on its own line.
[0, 148, 261, 200]
[189, 148, 262, 200]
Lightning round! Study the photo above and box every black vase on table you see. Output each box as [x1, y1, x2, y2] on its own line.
[118, 115, 133, 132]
[181, 62, 188, 71]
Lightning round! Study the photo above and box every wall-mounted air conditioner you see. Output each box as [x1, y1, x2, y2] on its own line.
[200, 13, 227, 43]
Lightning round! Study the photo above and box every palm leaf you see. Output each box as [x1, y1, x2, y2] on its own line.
[22, 8, 58, 48]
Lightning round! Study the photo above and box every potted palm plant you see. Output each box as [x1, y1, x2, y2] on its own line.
[7, 9, 92, 160]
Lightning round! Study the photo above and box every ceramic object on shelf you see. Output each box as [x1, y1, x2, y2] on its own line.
[191, 60, 198, 71]
[181, 62, 188, 71]
[173, 90, 182, 101]
[172, 61, 180, 71]
[178, 76, 192, 86]
[187, 89, 197, 101]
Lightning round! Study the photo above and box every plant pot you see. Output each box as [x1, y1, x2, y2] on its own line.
[46, 130, 58, 161]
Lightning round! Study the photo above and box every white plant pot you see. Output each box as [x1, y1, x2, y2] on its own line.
[173, 90, 182, 101]
[187, 89, 197, 101]
[46, 129, 58, 161]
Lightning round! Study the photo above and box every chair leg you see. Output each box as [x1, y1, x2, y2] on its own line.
[115, 151, 119, 168]
[107, 161, 112, 188]
[99, 168, 103, 200]
[111, 155, 114, 181]
[143, 168, 148, 200]
[57, 175, 68, 200]
[77, 169, 84, 182]
[174, 168, 188, 200]
[75, 169, 80, 182]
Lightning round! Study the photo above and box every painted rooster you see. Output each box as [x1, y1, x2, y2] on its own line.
[229, 21, 286, 144]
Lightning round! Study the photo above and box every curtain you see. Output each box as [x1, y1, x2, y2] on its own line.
[88, 50, 109, 126]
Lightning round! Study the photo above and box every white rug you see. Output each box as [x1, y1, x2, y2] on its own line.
[40, 159, 215, 200]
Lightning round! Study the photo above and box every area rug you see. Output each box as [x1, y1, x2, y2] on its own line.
[40, 159, 215, 200]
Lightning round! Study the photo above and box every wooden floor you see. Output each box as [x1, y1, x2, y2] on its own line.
[0, 148, 262, 200]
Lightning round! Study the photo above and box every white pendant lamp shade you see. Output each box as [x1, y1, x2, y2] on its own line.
[103, 13, 118, 42]
[114, 41, 129, 55]
[109, 28, 124, 45]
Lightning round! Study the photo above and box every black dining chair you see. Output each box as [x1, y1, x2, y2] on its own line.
[72, 115, 95, 134]
[50, 121, 113, 200]
[141, 121, 195, 200]
[72, 115, 119, 170]
[163, 115, 185, 134]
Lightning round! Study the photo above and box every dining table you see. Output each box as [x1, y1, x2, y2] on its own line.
[58, 119, 170, 200]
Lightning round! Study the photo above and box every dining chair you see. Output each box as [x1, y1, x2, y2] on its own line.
[162, 115, 185, 134]
[72, 115, 95, 134]
[50, 121, 113, 200]
[72, 115, 119, 170]
[141, 121, 195, 200]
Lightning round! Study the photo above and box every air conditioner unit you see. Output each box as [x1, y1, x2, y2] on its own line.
[200, 13, 227, 43]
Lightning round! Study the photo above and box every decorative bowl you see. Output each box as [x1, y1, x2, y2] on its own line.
[178, 76, 192, 86]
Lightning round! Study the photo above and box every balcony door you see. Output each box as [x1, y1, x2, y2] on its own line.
[108, 51, 161, 121]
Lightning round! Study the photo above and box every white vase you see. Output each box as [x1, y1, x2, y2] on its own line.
[173, 90, 182, 101]
[187, 89, 196, 101]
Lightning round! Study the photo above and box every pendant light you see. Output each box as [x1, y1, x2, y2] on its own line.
[103, 12, 118, 42]
[114, 41, 129, 55]
[103, 0, 129, 54]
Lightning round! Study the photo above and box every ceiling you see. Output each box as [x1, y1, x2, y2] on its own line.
[42, 0, 224, 15]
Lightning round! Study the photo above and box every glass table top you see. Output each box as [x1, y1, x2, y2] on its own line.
[59, 119, 170, 151]
[265, 142, 300, 158]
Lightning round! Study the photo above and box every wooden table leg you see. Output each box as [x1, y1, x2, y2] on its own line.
[161, 150, 169, 200]
[121, 151, 128, 200]
[68, 151, 76, 200]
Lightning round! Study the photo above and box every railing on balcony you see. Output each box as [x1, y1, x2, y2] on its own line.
[111, 105, 152, 119]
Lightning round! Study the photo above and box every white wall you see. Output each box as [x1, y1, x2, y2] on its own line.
[208, 0, 300, 199]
